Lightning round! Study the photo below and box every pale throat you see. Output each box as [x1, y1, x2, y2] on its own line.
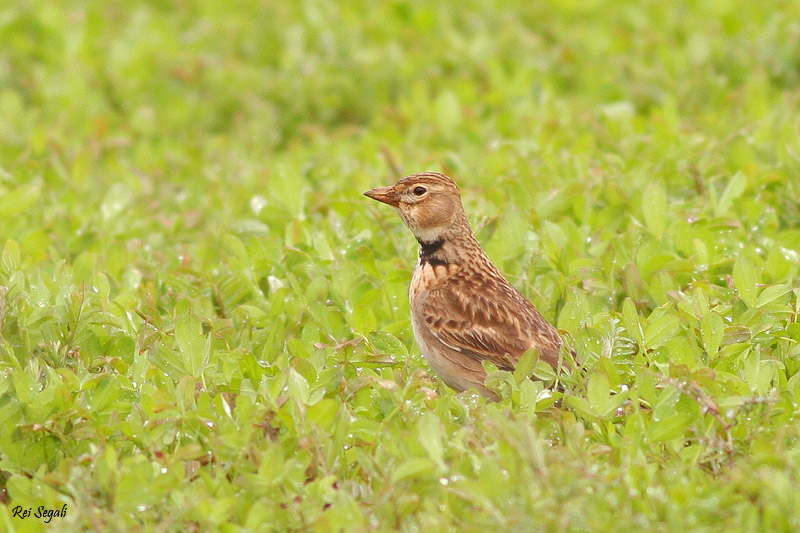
[409, 224, 445, 243]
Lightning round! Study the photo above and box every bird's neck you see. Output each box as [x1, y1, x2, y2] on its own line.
[417, 231, 484, 267]
[418, 237, 447, 266]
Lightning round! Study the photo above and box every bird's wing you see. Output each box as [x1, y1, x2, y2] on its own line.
[419, 280, 562, 371]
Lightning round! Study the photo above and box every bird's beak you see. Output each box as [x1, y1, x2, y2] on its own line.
[363, 186, 400, 207]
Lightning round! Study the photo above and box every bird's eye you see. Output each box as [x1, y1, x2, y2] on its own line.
[412, 186, 427, 196]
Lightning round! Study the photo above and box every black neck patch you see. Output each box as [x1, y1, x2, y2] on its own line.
[418, 238, 447, 266]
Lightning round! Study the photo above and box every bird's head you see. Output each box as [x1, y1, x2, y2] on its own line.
[363, 172, 470, 242]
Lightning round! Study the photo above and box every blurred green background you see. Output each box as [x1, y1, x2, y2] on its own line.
[2, 0, 800, 530]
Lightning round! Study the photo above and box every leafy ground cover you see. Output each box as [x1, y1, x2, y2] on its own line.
[2, 0, 800, 530]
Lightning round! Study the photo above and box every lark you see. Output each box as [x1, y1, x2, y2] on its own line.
[364, 172, 567, 400]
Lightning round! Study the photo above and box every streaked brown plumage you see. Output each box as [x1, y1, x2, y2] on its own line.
[364, 172, 567, 400]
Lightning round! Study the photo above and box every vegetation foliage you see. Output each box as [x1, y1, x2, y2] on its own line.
[2, 0, 800, 530]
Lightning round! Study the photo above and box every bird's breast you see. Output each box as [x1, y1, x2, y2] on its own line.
[410, 259, 460, 297]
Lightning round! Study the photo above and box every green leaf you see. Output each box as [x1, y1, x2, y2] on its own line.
[513, 348, 540, 385]
[288, 368, 310, 405]
[642, 183, 667, 236]
[564, 395, 597, 422]
[175, 311, 208, 378]
[701, 312, 724, 359]
[587, 371, 610, 416]
[257, 444, 285, 483]
[755, 284, 792, 308]
[1, 239, 20, 276]
[0, 184, 40, 218]
[307, 399, 340, 430]
[636, 371, 658, 406]
[89, 376, 123, 415]
[368, 330, 408, 357]
[648, 413, 692, 442]
[715, 171, 747, 216]
[732, 258, 757, 308]
[391, 458, 436, 484]
[351, 304, 377, 335]
[787, 322, 800, 342]
[644, 312, 680, 349]
[541, 220, 567, 253]
[417, 412, 444, 467]
[349, 419, 381, 444]
[621, 298, 644, 344]
[110, 336, 136, 364]
[557, 292, 584, 332]
[12, 370, 36, 405]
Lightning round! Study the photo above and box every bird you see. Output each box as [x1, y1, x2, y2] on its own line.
[363, 172, 568, 400]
